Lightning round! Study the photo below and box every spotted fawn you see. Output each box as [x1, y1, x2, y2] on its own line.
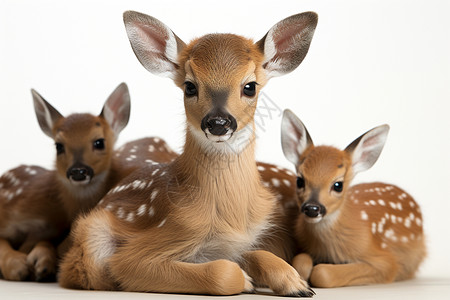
[0, 83, 175, 281]
[280, 109, 426, 288]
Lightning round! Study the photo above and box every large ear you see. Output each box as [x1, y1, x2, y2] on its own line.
[31, 89, 63, 138]
[345, 124, 390, 175]
[100, 82, 131, 137]
[123, 11, 186, 79]
[257, 12, 318, 79]
[281, 109, 313, 166]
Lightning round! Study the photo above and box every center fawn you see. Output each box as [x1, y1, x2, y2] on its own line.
[280, 110, 426, 287]
[59, 11, 318, 296]
[0, 83, 175, 281]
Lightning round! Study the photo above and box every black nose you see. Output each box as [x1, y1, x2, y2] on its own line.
[301, 203, 323, 218]
[201, 113, 237, 136]
[67, 164, 93, 181]
[207, 117, 231, 136]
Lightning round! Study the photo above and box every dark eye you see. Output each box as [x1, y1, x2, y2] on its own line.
[333, 181, 344, 193]
[93, 139, 105, 150]
[243, 82, 257, 97]
[184, 81, 197, 97]
[297, 177, 305, 189]
[55, 143, 65, 155]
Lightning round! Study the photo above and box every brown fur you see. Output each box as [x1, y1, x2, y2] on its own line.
[291, 146, 426, 287]
[59, 11, 318, 296]
[0, 82, 176, 282]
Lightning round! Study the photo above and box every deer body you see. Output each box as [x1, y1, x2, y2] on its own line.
[281, 110, 426, 288]
[59, 11, 318, 296]
[0, 84, 174, 281]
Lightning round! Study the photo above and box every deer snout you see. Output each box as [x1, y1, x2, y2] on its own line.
[66, 163, 94, 185]
[301, 202, 327, 223]
[201, 113, 237, 141]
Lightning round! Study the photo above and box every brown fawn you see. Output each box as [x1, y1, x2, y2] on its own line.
[0, 83, 174, 281]
[59, 11, 318, 296]
[280, 109, 426, 288]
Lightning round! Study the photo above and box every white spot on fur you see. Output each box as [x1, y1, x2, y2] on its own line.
[262, 182, 270, 188]
[401, 236, 409, 243]
[150, 189, 159, 201]
[381, 242, 388, 249]
[282, 179, 291, 187]
[117, 207, 125, 219]
[391, 215, 397, 224]
[415, 218, 422, 227]
[378, 199, 386, 206]
[153, 137, 161, 143]
[409, 201, 416, 208]
[137, 204, 147, 216]
[378, 221, 384, 233]
[369, 200, 377, 206]
[152, 169, 160, 176]
[149, 145, 155, 152]
[126, 212, 135, 222]
[257, 165, 265, 171]
[271, 178, 280, 187]
[270, 167, 279, 173]
[361, 210, 369, 221]
[148, 206, 155, 217]
[404, 218, 411, 228]
[371, 222, 377, 234]
[389, 202, 397, 209]
[157, 218, 167, 228]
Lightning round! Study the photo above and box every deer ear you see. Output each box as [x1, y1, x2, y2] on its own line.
[100, 83, 131, 137]
[32, 89, 63, 138]
[281, 109, 313, 166]
[123, 11, 186, 79]
[345, 124, 390, 175]
[257, 12, 318, 79]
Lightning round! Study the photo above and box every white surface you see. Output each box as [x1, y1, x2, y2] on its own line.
[1, 0, 450, 298]
[1, 276, 450, 300]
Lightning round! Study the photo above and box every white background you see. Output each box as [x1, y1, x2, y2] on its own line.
[0, 0, 449, 280]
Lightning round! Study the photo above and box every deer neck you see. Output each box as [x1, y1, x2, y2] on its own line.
[56, 168, 111, 221]
[171, 123, 270, 213]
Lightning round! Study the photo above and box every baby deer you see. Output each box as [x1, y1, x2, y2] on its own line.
[280, 110, 426, 288]
[59, 11, 318, 296]
[0, 83, 150, 281]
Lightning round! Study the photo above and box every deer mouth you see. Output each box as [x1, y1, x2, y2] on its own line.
[204, 129, 234, 143]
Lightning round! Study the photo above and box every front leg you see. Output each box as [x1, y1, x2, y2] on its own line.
[0, 238, 30, 281]
[26, 241, 57, 282]
[241, 250, 314, 297]
[310, 261, 398, 288]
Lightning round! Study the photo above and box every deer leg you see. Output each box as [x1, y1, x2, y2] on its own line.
[109, 258, 254, 295]
[0, 238, 30, 281]
[292, 253, 314, 281]
[26, 241, 57, 282]
[310, 261, 397, 288]
[241, 250, 314, 297]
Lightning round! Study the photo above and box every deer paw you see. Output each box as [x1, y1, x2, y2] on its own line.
[1, 251, 30, 281]
[242, 270, 255, 293]
[270, 264, 315, 297]
[27, 245, 57, 282]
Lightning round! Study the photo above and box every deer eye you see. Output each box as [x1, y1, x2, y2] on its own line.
[296, 176, 305, 189]
[93, 139, 105, 150]
[243, 82, 257, 97]
[184, 81, 197, 97]
[55, 143, 65, 155]
[333, 181, 344, 193]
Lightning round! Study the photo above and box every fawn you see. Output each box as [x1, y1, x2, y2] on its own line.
[0, 83, 171, 281]
[59, 11, 318, 296]
[280, 109, 426, 288]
